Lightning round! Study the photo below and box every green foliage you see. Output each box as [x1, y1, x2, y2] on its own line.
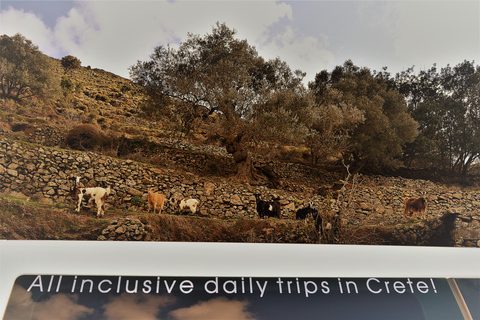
[305, 89, 365, 166]
[60, 76, 75, 92]
[251, 88, 311, 145]
[310, 60, 418, 171]
[396, 60, 480, 174]
[130, 22, 305, 133]
[0, 33, 61, 101]
[61, 55, 81, 71]
[60, 76, 83, 94]
[131, 196, 145, 206]
[65, 123, 102, 151]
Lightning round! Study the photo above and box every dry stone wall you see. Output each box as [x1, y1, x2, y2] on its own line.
[1, 137, 479, 247]
[329, 175, 480, 247]
[0, 138, 290, 220]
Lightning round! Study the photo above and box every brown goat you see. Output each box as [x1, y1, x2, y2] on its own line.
[147, 188, 166, 214]
[403, 197, 427, 220]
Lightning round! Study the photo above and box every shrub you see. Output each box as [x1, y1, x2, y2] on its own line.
[95, 94, 110, 103]
[65, 123, 102, 150]
[60, 76, 75, 91]
[61, 55, 81, 71]
[131, 196, 145, 207]
[85, 110, 99, 124]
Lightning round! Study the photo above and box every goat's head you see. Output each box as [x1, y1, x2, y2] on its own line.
[71, 176, 82, 197]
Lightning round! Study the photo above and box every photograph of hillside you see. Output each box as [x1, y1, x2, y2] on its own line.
[0, 1, 479, 247]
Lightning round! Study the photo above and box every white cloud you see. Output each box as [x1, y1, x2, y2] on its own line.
[3, 285, 94, 320]
[2, 284, 35, 320]
[169, 297, 256, 320]
[31, 294, 95, 320]
[0, 6, 57, 56]
[2, 0, 477, 81]
[3, 0, 294, 77]
[48, 0, 293, 78]
[259, 25, 334, 82]
[102, 293, 176, 320]
[382, 1, 479, 71]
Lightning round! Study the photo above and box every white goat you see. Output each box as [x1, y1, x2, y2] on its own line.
[73, 176, 111, 217]
[170, 197, 200, 214]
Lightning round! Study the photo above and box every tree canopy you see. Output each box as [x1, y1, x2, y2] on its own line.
[0, 33, 60, 101]
[310, 60, 418, 172]
[130, 22, 477, 179]
[130, 22, 306, 182]
[130, 22, 304, 132]
[395, 60, 480, 175]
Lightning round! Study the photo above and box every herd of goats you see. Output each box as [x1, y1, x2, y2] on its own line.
[72, 176, 428, 227]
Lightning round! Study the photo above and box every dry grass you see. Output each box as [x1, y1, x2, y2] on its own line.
[135, 214, 320, 243]
[343, 225, 394, 245]
[0, 197, 108, 240]
[0, 196, 321, 243]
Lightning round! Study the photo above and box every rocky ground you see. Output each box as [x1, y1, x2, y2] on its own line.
[1, 135, 479, 246]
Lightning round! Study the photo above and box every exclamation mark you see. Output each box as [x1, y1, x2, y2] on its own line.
[430, 279, 437, 293]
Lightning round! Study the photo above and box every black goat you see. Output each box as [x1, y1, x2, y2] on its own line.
[295, 202, 327, 239]
[270, 197, 281, 218]
[255, 194, 281, 218]
[295, 202, 318, 220]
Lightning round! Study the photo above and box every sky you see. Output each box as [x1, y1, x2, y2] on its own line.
[1, 0, 479, 84]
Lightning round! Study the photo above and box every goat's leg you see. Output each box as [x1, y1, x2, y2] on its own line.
[75, 194, 83, 212]
[100, 202, 106, 217]
[95, 199, 102, 217]
[158, 201, 164, 214]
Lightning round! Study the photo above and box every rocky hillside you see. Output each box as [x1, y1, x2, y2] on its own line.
[0, 59, 479, 247]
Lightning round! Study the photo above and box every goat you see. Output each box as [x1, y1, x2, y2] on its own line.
[170, 197, 200, 214]
[295, 202, 318, 220]
[403, 197, 427, 220]
[313, 211, 325, 236]
[73, 176, 111, 217]
[147, 188, 166, 214]
[254, 194, 281, 219]
[294, 202, 328, 238]
[270, 197, 281, 218]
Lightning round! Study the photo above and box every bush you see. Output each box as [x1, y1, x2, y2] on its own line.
[131, 196, 145, 207]
[95, 94, 110, 103]
[65, 124, 102, 151]
[61, 55, 81, 71]
[60, 76, 75, 91]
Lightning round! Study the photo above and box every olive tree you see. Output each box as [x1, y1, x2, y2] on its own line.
[0, 33, 60, 100]
[130, 22, 305, 182]
[396, 61, 480, 175]
[310, 61, 418, 172]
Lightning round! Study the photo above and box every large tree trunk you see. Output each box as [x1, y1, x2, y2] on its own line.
[222, 133, 260, 183]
